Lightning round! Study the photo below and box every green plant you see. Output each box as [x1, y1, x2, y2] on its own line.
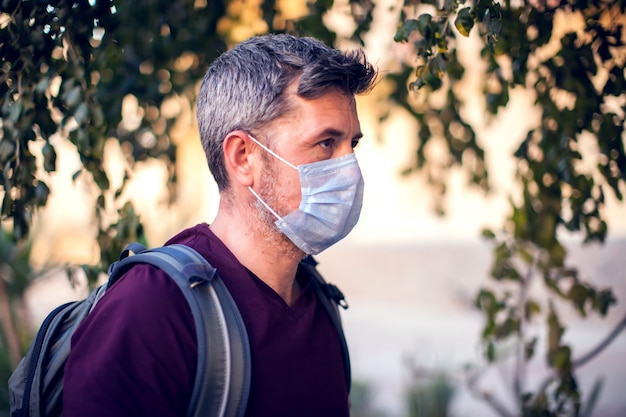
[406, 374, 454, 417]
[1, 0, 228, 279]
[388, 0, 625, 415]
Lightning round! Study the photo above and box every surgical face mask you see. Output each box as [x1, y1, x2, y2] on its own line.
[247, 135, 364, 255]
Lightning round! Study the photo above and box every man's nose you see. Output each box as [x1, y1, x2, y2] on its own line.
[334, 140, 356, 159]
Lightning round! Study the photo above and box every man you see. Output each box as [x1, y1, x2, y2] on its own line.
[63, 33, 377, 417]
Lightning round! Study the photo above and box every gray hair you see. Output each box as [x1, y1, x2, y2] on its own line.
[196, 33, 377, 191]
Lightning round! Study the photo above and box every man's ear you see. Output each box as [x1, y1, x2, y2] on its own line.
[222, 130, 256, 187]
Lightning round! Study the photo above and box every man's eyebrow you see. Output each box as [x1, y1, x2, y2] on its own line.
[313, 128, 363, 140]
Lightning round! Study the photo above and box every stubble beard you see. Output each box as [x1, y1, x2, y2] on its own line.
[250, 162, 304, 259]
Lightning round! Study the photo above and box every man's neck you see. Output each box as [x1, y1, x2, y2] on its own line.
[210, 207, 304, 306]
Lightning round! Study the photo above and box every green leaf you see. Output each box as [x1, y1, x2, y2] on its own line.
[2, 191, 12, 217]
[595, 289, 616, 316]
[0, 138, 16, 163]
[74, 103, 90, 126]
[518, 247, 534, 264]
[8, 102, 23, 123]
[486, 3, 502, 37]
[481, 228, 496, 240]
[603, 65, 625, 96]
[486, 341, 495, 362]
[525, 300, 541, 320]
[568, 284, 589, 316]
[33, 181, 50, 206]
[548, 241, 566, 267]
[34, 109, 57, 139]
[414, 65, 426, 79]
[435, 53, 448, 73]
[525, 337, 538, 360]
[92, 167, 110, 190]
[35, 76, 51, 94]
[409, 78, 426, 91]
[423, 59, 443, 90]
[549, 345, 572, 371]
[435, 31, 448, 53]
[64, 85, 82, 107]
[475, 288, 502, 318]
[75, 129, 90, 150]
[96, 195, 105, 209]
[547, 303, 564, 351]
[495, 317, 519, 339]
[482, 318, 495, 338]
[416, 14, 432, 37]
[491, 260, 521, 281]
[42, 143, 57, 172]
[536, 213, 557, 248]
[455, 7, 474, 37]
[394, 19, 418, 42]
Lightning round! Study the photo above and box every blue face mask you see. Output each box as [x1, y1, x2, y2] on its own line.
[248, 135, 364, 255]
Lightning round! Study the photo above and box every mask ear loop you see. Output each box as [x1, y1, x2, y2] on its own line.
[246, 134, 296, 221]
[248, 186, 282, 221]
[248, 135, 298, 170]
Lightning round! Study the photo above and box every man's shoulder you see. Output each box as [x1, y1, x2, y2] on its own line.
[164, 223, 220, 261]
[96, 262, 190, 322]
[165, 223, 211, 247]
[165, 223, 243, 272]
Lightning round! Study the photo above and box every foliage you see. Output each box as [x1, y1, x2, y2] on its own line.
[1, 0, 229, 279]
[389, 0, 626, 415]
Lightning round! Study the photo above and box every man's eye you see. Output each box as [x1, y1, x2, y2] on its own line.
[319, 139, 334, 149]
[351, 139, 360, 149]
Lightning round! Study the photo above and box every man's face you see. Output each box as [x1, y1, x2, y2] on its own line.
[252, 85, 363, 236]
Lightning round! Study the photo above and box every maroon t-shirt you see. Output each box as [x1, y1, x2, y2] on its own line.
[63, 224, 349, 417]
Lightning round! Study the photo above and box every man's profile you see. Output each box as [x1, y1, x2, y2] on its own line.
[63, 33, 377, 417]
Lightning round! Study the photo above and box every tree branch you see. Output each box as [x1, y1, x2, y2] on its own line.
[533, 308, 626, 401]
[573, 310, 626, 368]
[471, 387, 517, 417]
[513, 248, 539, 404]
[465, 364, 517, 417]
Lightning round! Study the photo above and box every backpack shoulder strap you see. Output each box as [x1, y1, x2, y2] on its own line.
[109, 243, 251, 417]
[300, 255, 351, 392]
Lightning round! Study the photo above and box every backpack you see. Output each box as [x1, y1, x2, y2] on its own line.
[8, 242, 350, 417]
